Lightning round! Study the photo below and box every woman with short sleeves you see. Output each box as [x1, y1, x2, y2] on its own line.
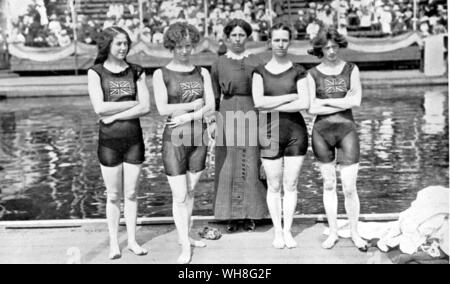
[87, 27, 151, 259]
[153, 22, 215, 264]
[211, 19, 269, 232]
[252, 23, 310, 249]
[306, 28, 368, 251]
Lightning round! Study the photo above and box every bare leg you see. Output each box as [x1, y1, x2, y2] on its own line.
[340, 163, 367, 250]
[262, 158, 284, 249]
[123, 163, 147, 255]
[282, 156, 305, 249]
[185, 171, 206, 248]
[167, 175, 191, 264]
[320, 162, 339, 249]
[100, 164, 123, 259]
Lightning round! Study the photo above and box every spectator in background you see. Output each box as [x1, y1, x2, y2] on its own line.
[294, 9, 307, 39]
[48, 14, 62, 35]
[380, 5, 393, 35]
[306, 18, 321, 40]
[419, 16, 431, 36]
[392, 12, 407, 35]
[141, 26, 152, 43]
[57, 29, 71, 47]
[338, 17, 348, 36]
[152, 28, 164, 44]
[359, 6, 372, 31]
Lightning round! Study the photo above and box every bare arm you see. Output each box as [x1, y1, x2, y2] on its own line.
[167, 68, 215, 128]
[153, 69, 203, 116]
[101, 72, 151, 124]
[268, 77, 310, 112]
[252, 73, 297, 110]
[88, 69, 138, 116]
[320, 66, 362, 109]
[306, 73, 345, 115]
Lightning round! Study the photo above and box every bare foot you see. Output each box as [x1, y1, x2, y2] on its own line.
[109, 242, 121, 260]
[177, 244, 192, 264]
[351, 234, 368, 252]
[178, 238, 207, 248]
[322, 234, 339, 249]
[127, 242, 148, 256]
[283, 231, 298, 249]
[272, 231, 285, 249]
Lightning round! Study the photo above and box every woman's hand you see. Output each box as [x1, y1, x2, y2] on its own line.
[100, 115, 116, 125]
[167, 113, 193, 128]
[207, 121, 216, 140]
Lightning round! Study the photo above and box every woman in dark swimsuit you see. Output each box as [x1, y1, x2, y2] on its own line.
[153, 22, 215, 264]
[88, 27, 151, 259]
[252, 23, 309, 249]
[307, 28, 367, 251]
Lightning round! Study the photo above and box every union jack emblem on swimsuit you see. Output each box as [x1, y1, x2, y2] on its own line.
[324, 78, 347, 94]
[109, 81, 132, 97]
[180, 81, 202, 101]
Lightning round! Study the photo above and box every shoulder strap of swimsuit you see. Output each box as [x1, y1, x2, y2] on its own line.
[293, 63, 307, 81]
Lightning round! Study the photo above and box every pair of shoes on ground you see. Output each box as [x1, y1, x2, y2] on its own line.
[226, 220, 256, 233]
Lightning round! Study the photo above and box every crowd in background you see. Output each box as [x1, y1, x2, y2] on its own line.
[294, 0, 448, 40]
[2, 0, 448, 48]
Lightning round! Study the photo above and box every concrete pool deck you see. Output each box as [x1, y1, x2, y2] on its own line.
[0, 70, 448, 98]
[0, 217, 395, 264]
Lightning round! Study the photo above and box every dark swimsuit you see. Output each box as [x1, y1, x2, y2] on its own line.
[253, 63, 308, 159]
[158, 66, 208, 176]
[89, 63, 145, 167]
[309, 62, 360, 165]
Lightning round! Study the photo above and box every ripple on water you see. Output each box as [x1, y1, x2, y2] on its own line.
[0, 87, 449, 220]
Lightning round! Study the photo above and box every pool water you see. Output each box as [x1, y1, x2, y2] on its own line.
[0, 86, 448, 220]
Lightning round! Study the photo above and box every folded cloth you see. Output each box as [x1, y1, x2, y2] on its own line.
[198, 226, 222, 240]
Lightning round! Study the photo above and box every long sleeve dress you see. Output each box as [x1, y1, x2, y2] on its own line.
[211, 52, 269, 220]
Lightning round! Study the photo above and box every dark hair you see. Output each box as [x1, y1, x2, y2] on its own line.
[307, 28, 348, 58]
[268, 23, 292, 40]
[94, 26, 132, 65]
[163, 22, 201, 50]
[223, 18, 252, 38]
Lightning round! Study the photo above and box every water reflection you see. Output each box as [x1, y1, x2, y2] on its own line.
[422, 91, 446, 135]
[0, 86, 448, 220]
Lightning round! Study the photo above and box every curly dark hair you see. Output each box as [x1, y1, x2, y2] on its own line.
[223, 18, 252, 38]
[163, 22, 201, 50]
[94, 26, 132, 65]
[268, 23, 292, 40]
[307, 28, 348, 58]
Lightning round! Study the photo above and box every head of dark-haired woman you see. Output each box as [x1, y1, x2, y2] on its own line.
[94, 26, 132, 65]
[223, 18, 252, 55]
[307, 28, 348, 62]
[269, 23, 292, 58]
[163, 22, 201, 64]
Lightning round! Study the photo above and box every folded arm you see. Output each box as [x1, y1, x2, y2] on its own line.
[167, 68, 215, 128]
[318, 66, 362, 109]
[153, 69, 204, 117]
[306, 73, 345, 115]
[88, 69, 138, 116]
[101, 72, 151, 123]
[252, 73, 298, 110]
[268, 78, 310, 112]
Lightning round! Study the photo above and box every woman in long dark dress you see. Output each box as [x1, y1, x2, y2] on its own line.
[211, 19, 269, 232]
